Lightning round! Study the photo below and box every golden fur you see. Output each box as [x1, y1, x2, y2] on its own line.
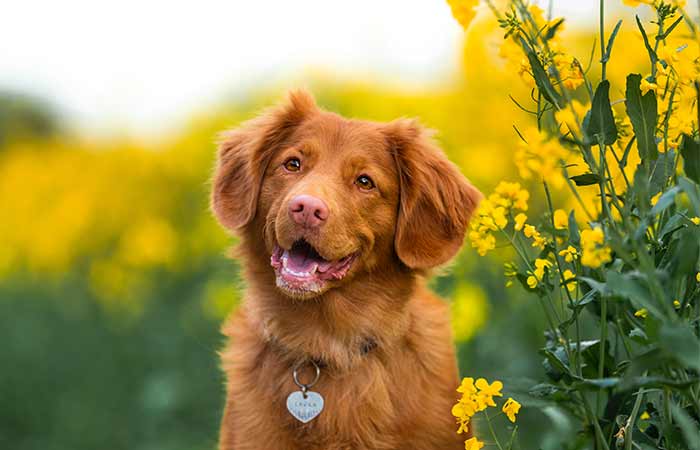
[211, 90, 481, 450]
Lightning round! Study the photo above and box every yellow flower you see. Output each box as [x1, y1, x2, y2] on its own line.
[651, 192, 662, 207]
[580, 227, 612, 268]
[447, 0, 479, 30]
[465, 437, 485, 450]
[690, 217, 700, 225]
[534, 258, 553, 279]
[523, 224, 547, 249]
[640, 77, 658, 96]
[514, 213, 528, 231]
[635, 308, 648, 319]
[640, 411, 651, 420]
[475, 378, 503, 405]
[697, 272, 700, 283]
[457, 377, 477, 394]
[469, 182, 531, 256]
[673, 300, 681, 309]
[502, 397, 522, 423]
[559, 245, 578, 263]
[553, 209, 568, 229]
[527, 275, 538, 288]
[562, 269, 577, 292]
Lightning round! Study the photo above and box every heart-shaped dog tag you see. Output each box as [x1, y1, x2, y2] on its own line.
[286, 390, 324, 423]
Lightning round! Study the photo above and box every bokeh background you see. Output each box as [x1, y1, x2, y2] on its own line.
[1, 1, 696, 449]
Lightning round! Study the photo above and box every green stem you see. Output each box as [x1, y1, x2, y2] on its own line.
[484, 409, 506, 450]
[596, 295, 608, 414]
[624, 387, 646, 450]
[600, 0, 607, 81]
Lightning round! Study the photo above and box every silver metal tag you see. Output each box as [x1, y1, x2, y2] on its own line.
[286, 390, 324, 423]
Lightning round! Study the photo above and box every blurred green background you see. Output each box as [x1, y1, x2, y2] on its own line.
[0, 2, 668, 449]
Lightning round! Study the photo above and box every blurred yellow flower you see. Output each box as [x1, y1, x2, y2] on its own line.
[562, 269, 577, 292]
[514, 213, 528, 231]
[622, 0, 654, 6]
[690, 217, 700, 225]
[447, 0, 479, 30]
[515, 127, 570, 189]
[640, 411, 651, 420]
[673, 299, 681, 309]
[635, 308, 648, 319]
[580, 228, 612, 268]
[553, 209, 568, 229]
[465, 437, 485, 450]
[502, 397, 521, 422]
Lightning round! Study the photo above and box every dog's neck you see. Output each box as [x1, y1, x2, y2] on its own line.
[236, 238, 417, 372]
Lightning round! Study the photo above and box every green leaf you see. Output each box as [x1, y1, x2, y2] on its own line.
[670, 403, 700, 450]
[679, 176, 700, 215]
[665, 227, 700, 282]
[604, 20, 623, 61]
[543, 18, 565, 41]
[568, 210, 580, 246]
[606, 271, 664, 318]
[658, 15, 684, 40]
[635, 16, 658, 68]
[626, 74, 658, 160]
[571, 377, 619, 390]
[649, 150, 675, 194]
[680, 134, 700, 184]
[520, 38, 561, 107]
[659, 324, 700, 370]
[650, 186, 679, 216]
[570, 173, 601, 186]
[585, 80, 617, 146]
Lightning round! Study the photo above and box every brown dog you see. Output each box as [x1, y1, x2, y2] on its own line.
[211, 90, 481, 450]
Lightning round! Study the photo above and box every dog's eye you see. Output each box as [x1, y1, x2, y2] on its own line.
[283, 157, 301, 172]
[355, 175, 375, 191]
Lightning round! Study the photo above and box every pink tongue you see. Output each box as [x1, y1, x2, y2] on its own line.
[286, 249, 319, 272]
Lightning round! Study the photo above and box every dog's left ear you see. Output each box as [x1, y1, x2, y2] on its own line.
[211, 90, 318, 231]
[384, 119, 482, 270]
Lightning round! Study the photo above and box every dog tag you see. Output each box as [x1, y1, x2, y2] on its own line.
[286, 390, 324, 423]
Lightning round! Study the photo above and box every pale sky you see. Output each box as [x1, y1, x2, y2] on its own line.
[0, 1, 628, 136]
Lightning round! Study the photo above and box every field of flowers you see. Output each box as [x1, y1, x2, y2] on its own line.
[0, 1, 697, 450]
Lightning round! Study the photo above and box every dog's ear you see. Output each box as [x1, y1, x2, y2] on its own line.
[384, 119, 482, 269]
[211, 90, 318, 231]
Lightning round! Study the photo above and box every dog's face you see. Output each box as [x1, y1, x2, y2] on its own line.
[212, 91, 481, 299]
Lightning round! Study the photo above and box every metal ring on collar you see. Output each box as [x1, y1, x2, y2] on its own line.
[292, 359, 321, 391]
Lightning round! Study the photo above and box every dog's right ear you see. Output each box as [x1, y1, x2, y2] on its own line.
[211, 90, 318, 231]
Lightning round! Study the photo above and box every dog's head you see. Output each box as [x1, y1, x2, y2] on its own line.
[211, 91, 481, 299]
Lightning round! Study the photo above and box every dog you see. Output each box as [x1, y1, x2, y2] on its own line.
[211, 90, 481, 450]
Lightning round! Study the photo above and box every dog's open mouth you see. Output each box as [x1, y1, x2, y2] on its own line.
[270, 240, 356, 295]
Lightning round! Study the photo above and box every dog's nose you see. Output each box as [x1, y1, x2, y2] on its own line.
[288, 195, 329, 228]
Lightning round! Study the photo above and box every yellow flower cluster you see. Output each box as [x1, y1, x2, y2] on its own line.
[452, 377, 520, 434]
[452, 377, 521, 445]
[580, 227, 612, 269]
[552, 53, 585, 90]
[469, 182, 530, 256]
[527, 258, 553, 288]
[515, 127, 571, 189]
